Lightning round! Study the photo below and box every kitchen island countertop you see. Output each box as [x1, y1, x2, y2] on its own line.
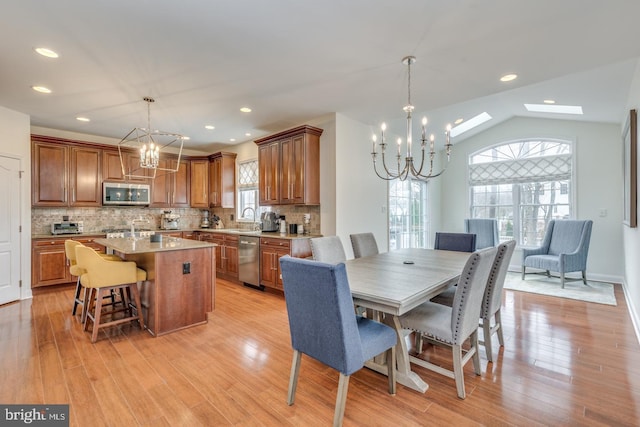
[93, 236, 216, 254]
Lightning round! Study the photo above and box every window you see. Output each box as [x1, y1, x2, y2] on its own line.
[389, 178, 428, 250]
[469, 139, 573, 246]
[237, 160, 260, 222]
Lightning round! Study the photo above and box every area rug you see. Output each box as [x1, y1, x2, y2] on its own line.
[503, 272, 617, 306]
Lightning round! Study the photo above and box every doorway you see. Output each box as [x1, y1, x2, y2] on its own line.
[0, 154, 21, 305]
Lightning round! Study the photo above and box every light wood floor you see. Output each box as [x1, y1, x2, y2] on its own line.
[1, 279, 639, 426]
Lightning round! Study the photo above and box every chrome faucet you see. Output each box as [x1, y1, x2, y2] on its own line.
[130, 218, 150, 238]
[241, 207, 259, 230]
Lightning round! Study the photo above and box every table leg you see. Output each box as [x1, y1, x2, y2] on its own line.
[364, 314, 429, 393]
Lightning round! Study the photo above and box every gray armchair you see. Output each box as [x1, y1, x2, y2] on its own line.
[464, 218, 499, 249]
[521, 219, 593, 288]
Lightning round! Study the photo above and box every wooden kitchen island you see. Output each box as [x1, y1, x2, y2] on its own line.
[94, 237, 216, 337]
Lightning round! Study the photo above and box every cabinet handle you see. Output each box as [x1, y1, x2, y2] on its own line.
[167, 192, 170, 203]
[72, 186, 75, 203]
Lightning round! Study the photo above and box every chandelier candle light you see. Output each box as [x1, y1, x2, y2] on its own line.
[371, 56, 453, 181]
[118, 97, 185, 180]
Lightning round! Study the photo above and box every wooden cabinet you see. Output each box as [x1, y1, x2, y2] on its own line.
[31, 236, 108, 288]
[198, 232, 238, 279]
[208, 152, 236, 208]
[102, 150, 150, 182]
[32, 138, 101, 207]
[190, 159, 209, 208]
[150, 158, 190, 208]
[259, 236, 312, 290]
[182, 231, 197, 240]
[254, 125, 322, 206]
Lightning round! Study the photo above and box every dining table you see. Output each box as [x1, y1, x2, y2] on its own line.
[344, 247, 471, 393]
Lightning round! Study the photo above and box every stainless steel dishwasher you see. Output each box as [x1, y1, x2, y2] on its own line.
[238, 235, 262, 289]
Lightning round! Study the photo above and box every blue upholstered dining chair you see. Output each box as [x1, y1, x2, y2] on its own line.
[350, 232, 379, 258]
[310, 236, 347, 264]
[464, 218, 499, 249]
[522, 219, 593, 288]
[279, 256, 397, 427]
[400, 247, 497, 399]
[430, 240, 516, 362]
[434, 232, 477, 252]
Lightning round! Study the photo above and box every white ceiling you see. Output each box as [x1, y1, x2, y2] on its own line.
[2, 0, 640, 153]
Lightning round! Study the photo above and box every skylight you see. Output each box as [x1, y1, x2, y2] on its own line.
[450, 112, 492, 137]
[524, 104, 583, 115]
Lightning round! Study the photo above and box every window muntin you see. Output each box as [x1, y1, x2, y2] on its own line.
[237, 160, 260, 221]
[469, 139, 573, 246]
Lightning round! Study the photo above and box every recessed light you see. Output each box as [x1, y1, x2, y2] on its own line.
[500, 74, 518, 82]
[454, 118, 464, 125]
[205, 125, 215, 130]
[230, 138, 236, 142]
[34, 47, 59, 58]
[245, 132, 251, 137]
[32, 85, 51, 94]
[524, 103, 583, 115]
[240, 107, 252, 113]
[182, 136, 190, 140]
[76, 116, 90, 122]
[543, 99, 556, 104]
[450, 112, 492, 137]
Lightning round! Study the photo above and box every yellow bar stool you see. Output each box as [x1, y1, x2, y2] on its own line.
[65, 240, 122, 323]
[75, 245, 146, 343]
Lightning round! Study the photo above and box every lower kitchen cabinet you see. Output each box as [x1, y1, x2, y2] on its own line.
[259, 236, 312, 290]
[197, 232, 238, 279]
[31, 236, 107, 288]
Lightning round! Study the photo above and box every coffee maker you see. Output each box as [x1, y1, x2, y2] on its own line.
[200, 210, 211, 228]
[260, 212, 279, 232]
[160, 211, 180, 230]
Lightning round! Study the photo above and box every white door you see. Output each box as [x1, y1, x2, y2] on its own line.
[0, 155, 21, 305]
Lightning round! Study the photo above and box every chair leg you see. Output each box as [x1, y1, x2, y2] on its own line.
[333, 373, 350, 427]
[546, 270, 551, 278]
[129, 283, 145, 330]
[470, 331, 481, 375]
[560, 272, 565, 289]
[287, 350, 302, 406]
[495, 310, 504, 346]
[483, 318, 493, 362]
[72, 277, 82, 316]
[386, 346, 396, 396]
[415, 333, 424, 354]
[452, 344, 466, 399]
[582, 270, 587, 285]
[521, 266, 525, 280]
[83, 288, 95, 331]
[91, 288, 105, 343]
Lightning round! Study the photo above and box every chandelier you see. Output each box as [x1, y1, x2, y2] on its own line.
[371, 56, 453, 181]
[118, 97, 185, 180]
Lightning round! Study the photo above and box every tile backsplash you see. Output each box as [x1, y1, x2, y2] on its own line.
[32, 205, 322, 235]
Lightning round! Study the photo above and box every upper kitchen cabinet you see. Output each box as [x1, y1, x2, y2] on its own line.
[102, 149, 150, 182]
[32, 136, 101, 207]
[150, 158, 190, 208]
[190, 158, 209, 208]
[254, 125, 323, 206]
[208, 152, 236, 208]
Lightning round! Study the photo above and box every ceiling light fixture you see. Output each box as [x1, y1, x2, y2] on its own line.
[205, 125, 215, 130]
[118, 97, 185, 180]
[32, 85, 51, 94]
[240, 107, 252, 113]
[524, 103, 583, 115]
[371, 56, 453, 182]
[76, 116, 90, 122]
[500, 73, 518, 82]
[543, 99, 556, 104]
[34, 47, 59, 58]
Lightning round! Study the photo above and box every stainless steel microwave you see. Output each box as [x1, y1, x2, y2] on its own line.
[102, 182, 151, 206]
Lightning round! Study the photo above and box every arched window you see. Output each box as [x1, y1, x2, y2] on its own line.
[468, 138, 574, 246]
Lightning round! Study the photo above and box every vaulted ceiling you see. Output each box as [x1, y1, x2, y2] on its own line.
[2, 1, 640, 153]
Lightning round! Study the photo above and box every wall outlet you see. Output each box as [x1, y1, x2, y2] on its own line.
[182, 262, 191, 274]
[599, 209, 607, 217]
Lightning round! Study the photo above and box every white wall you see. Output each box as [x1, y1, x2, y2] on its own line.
[623, 59, 640, 337]
[438, 116, 624, 282]
[0, 106, 32, 299]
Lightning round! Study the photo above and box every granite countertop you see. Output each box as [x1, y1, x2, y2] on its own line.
[93, 236, 216, 254]
[32, 228, 319, 240]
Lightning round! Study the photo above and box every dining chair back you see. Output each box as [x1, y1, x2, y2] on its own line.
[464, 218, 499, 249]
[399, 246, 497, 398]
[434, 232, 477, 252]
[310, 236, 347, 264]
[350, 232, 379, 258]
[279, 255, 396, 426]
